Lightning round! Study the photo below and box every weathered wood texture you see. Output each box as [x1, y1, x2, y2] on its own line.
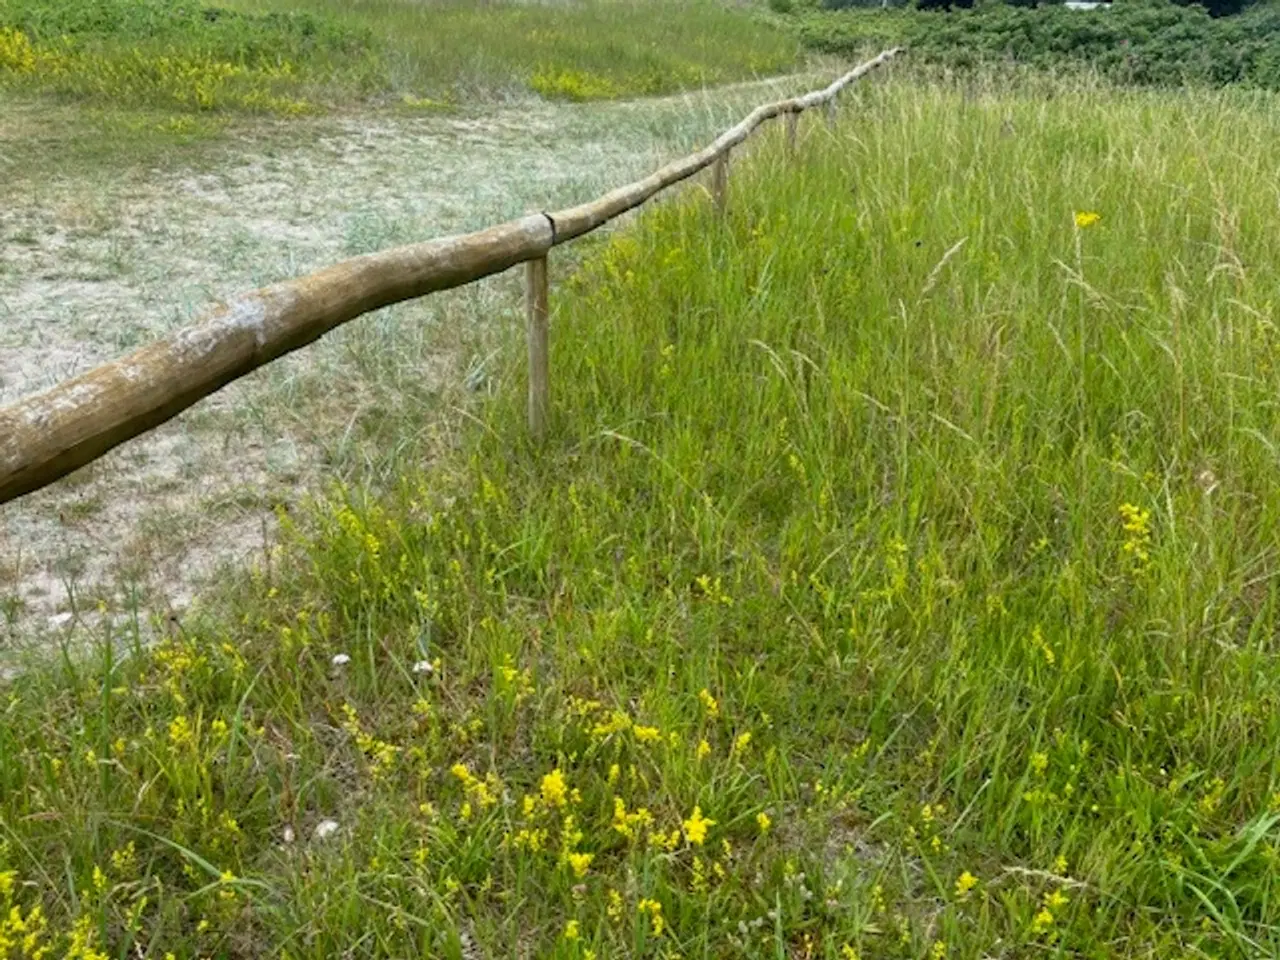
[0, 48, 900, 506]
[0, 216, 553, 504]
[711, 151, 730, 215]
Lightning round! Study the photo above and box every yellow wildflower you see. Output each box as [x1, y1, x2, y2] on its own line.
[683, 806, 716, 846]
[566, 852, 594, 878]
[696, 739, 712, 760]
[691, 855, 708, 893]
[637, 898, 665, 937]
[1031, 908, 1055, 934]
[757, 812, 772, 833]
[1119, 502, 1152, 569]
[611, 797, 654, 839]
[633, 725, 661, 744]
[698, 688, 720, 718]
[167, 715, 195, 750]
[732, 731, 752, 754]
[1074, 211, 1101, 229]
[541, 768, 569, 808]
[607, 888, 624, 921]
[954, 870, 977, 896]
[590, 710, 632, 739]
[563, 919, 580, 941]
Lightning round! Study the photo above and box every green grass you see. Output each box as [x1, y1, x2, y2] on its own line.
[227, 0, 802, 103]
[11, 67, 1280, 957]
[0, 0, 800, 115]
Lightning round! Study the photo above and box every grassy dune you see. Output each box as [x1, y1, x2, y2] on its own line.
[8, 69, 1280, 957]
[0, 0, 799, 114]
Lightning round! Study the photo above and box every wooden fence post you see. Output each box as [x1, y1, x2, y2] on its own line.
[786, 110, 798, 155]
[712, 150, 730, 214]
[526, 255, 550, 439]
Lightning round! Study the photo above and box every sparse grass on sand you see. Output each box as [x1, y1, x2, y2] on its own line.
[9, 67, 1280, 958]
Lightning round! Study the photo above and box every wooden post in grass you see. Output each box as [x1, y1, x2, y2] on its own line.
[526, 255, 550, 439]
[712, 150, 729, 214]
[786, 110, 798, 155]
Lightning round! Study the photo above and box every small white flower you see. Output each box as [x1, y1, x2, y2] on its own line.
[282, 825, 296, 844]
[313, 819, 340, 840]
[412, 659, 433, 675]
[331, 653, 351, 667]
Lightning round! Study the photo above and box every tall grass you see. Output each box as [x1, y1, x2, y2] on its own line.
[0, 0, 800, 113]
[226, 0, 802, 102]
[7, 69, 1280, 957]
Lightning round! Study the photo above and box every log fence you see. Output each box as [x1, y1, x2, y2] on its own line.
[0, 48, 900, 507]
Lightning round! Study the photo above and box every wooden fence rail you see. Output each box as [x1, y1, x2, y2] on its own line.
[0, 49, 900, 507]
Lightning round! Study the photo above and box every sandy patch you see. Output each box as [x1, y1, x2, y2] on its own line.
[0, 76, 819, 653]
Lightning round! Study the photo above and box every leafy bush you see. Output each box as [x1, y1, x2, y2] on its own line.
[801, 0, 1280, 92]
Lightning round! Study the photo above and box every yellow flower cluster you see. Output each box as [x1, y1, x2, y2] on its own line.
[0, 27, 36, 72]
[342, 705, 400, 780]
[1119, 502, 1152, 570]
[541, 768, 569, 808]
[0, 871, 50, 959]
[0, 28, 310, 113]
[451, 762, 499, 812]
[1031, 888, 1070, 935]
[637, 897, 665, 937]
[682, 806, 716, 847]
[610, 796, 655, 841]
[529, 65, 619, 102]
[698, 688, 720, 718]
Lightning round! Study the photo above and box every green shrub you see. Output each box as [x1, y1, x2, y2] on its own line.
[800, 0, 1280, 93]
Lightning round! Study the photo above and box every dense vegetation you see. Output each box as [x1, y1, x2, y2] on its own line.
[0, 0, 799, 112]
[7, 68, 1280, 957]
[800, 0, 1280, 92]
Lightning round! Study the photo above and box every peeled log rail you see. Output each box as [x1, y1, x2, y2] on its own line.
[547, 48, 900, 242]
[0, 215, 554, 504]
[0, 48, 900, 507]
